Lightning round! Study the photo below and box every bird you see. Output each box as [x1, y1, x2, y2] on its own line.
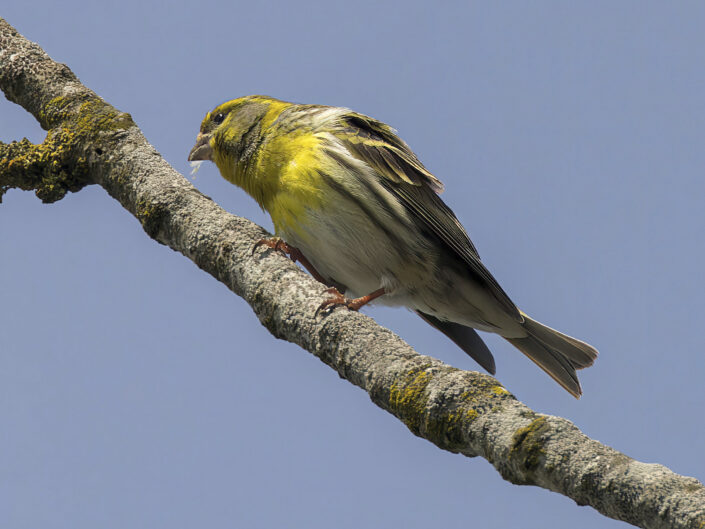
[188, 95, 598, 397]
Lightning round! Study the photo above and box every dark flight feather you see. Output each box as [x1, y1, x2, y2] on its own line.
[417, 311, 496, 374]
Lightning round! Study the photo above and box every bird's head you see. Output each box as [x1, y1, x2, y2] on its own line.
[188, 95, 285, 181]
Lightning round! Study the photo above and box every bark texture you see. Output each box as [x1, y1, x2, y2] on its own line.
[1, 18, 703, 529]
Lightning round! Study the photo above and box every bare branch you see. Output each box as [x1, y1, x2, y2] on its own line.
[1, 17, 703, 529]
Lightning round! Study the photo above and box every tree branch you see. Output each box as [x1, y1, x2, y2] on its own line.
[1, 18, 703, 529]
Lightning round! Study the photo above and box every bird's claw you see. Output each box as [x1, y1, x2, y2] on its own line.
[252, 237, 291, 257]
[316, 287, 371, 315]
[254, 238, 331, 285]
[316, 287, 354, 315]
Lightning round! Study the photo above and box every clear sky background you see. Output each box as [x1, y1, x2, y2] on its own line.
[1, 2, 703, 528]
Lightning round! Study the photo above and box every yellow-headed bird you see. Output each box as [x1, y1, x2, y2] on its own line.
[188, 95, 598, 397]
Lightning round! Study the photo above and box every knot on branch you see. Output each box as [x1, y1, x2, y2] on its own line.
[0, 134, 86, 203]
[1, 96, 135, 203]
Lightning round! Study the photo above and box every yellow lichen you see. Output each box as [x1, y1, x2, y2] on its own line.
[510, 416, 549, 472]
[2, 93, 136, 203]
[465, 409, 479, 421]
[389, 366, 433, 434]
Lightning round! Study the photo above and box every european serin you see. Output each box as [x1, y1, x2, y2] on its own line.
[188, 95, 598, 397]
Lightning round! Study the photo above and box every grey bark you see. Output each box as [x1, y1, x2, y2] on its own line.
[1, 18, 703, 529]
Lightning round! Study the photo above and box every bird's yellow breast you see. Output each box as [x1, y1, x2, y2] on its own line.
[256, 132, 329, 242]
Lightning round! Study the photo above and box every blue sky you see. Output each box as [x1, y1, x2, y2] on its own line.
[2, 2, 704, 528]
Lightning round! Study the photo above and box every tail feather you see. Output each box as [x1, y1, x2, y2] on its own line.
[419, 308, 598, 398]
[508, 315, 599, 398]
[521, 314, 598, 369]
[417, 311, 496, 375]
[506, 335, 583, 398]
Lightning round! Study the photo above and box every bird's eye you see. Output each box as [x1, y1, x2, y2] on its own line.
[213, 112, 226, 124]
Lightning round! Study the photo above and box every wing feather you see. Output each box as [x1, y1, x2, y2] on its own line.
[336, 113, 444, 193]
[331, 111, 521, 321]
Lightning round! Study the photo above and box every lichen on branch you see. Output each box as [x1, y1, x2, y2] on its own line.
[0, 96, 134, 203]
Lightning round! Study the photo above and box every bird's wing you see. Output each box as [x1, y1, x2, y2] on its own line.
[333, 112, 521, 321]
[416, 311, 497, 374]
[332, 112, 445, 192]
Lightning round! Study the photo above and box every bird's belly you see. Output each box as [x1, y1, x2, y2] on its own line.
[276, 204, 522, 336]
[277, 203, 431, 300]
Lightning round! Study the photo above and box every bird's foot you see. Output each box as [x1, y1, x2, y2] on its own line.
[253, 236, 295, 257]
[317, 287, 387, 314]
[253, 237, 328, 284]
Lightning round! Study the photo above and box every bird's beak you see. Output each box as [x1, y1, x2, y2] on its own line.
[188, 132, 213, 161]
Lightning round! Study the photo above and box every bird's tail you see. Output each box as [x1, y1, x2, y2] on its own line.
[505, 313, 598, 398]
